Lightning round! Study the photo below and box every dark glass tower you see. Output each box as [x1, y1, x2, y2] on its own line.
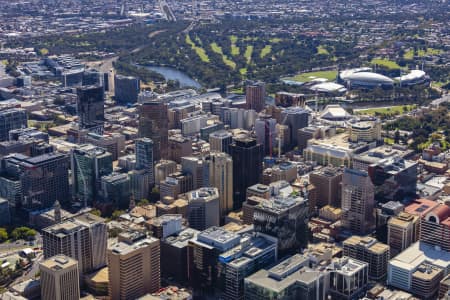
[76, 85, 104, 130]
[229, 136, 263, 210]
[138, 100, 168, 162]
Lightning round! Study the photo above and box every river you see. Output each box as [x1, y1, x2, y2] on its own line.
[145, 66, 201, 89]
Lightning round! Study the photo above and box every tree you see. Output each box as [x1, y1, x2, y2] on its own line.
[11, 227, 37, 241]
[108, 227, 123, 238]
[137, 199, 149, 206]
[90, 209, 101, 217]
[394, 130, 400, 144]
[111, 210, 125, 220]
[0, 228, 8, 242]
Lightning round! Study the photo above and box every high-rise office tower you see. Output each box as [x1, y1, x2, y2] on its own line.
[181, 156, 209, 189]
[0, 108, 27, 142]
[82, 69, 105, 87]
[114, 74, 140, 104]
[281, 107, 309, 146]
[229, 136, 264, 209]
[186, 187, 220, 231]
[253, 194, 309, 256]
[135, 138, 154, 185]
[42, 213, 107, 274]
[341, 168, 375, 235]
[135, 138, 153, 171]
[309, 166, 343, 208]
[208, 152, 233, 220]
[1, 152, 70, 210]
[129, 169, 152, 202]
[343, 236, 390, 281]
[275, 92, 305, 107]
[168, 135, 192, 163]
[209, 130, 233, 154]
[76, 85, 104, 131]
[246, 81, 265, 112]
[387, 212, 419, 257]
[254, 114, 277, 156]
[108, 232, 160, 300]
[40, 255, 80, 300]
[71, 144, 113, 206]
[160, 227, 199, 284]
[100, 173, 131, 209]
[138, 100, 168, 161]
[154, 160, 177, 185]
[159, 172, 193, 199]
[220, 233, 278, 300]
[188, 227, 241, 292]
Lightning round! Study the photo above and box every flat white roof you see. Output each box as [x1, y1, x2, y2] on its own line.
[390, 241, 450, 271]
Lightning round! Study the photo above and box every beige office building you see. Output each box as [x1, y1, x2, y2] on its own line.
[208, 151, 233, 219]
[42, 213, 107, 274]
[108, 232, 160, 300]
[343, 236, 390, 281]
[387, 212, 420, 257]
[40, 255, 80, 300]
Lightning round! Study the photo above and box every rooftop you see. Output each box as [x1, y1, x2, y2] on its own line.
[344, 236, 389, 255]
[412, 263, 443, 281]
[85, 266, 109, 283]
[219, 233, 277, 267]
[193, 226, 240, 252]
[245, 254, 314, 292]
[389, 241, 450, 272]
[256, 194, 306, 214]
[188, 187, 219, 202]
[109, 236, 159, 256]
[40, 255, 77, 271]
[163, 228, 200, 249]
[404, 198, 439, 217]
[388, 212, 418, 228]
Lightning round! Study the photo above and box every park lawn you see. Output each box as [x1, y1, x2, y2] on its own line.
[370, 58, 401, 69]
[185, 35, 210, 63]
[432, 81, 449, 88]
[260, 45, 272, 58]
[404, 48, 443, 59]
[244, 45, 254, 64]
[354, 105, 416, 116]
[230, 35, 238, 43]
[210, 42, 222, 53]
[210, 42, 236, 69]
[384, 137, 395, 145]
[230, 87, 244, 94]
[229, 36, 239, 56]
[285, 70, 337, 83]
[231, 44, 240, 56]
[317, 45, 329, 55]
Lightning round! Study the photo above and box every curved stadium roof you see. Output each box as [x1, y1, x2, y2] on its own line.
[346, 72, 394, 85]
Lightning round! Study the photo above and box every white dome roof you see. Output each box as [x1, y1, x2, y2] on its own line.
[395, 70, 426, 82]
[346, 72, 394, 84]
[310, 82, 347, 93]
